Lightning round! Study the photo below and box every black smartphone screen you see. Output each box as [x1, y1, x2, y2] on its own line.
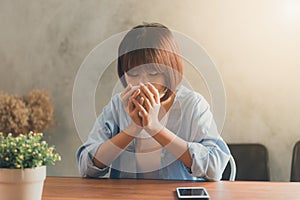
[177, 187, 210, 199]
[178, 188, 207, 196]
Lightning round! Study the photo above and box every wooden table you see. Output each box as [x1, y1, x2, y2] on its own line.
[42, 177, 300, 200]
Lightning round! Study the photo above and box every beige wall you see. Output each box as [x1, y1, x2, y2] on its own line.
[0, 0, 299, 181]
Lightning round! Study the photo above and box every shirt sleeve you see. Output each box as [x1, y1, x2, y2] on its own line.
[76, 97, 120, 178]
[186, 96, 230, 181]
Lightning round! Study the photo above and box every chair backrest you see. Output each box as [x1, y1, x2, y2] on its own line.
[291, 140, 300, 182]
[222, 143, 270, 181]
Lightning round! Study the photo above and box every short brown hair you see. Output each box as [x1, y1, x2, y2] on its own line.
[117, 23, 183, 101]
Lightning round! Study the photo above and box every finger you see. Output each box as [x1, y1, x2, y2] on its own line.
[128, 89, 141, 112]
[139, 96, 150, 113]
[137, 90, 147, 105]
[128, 98, 134, 112]
[140, 83, 156, 105]
[121, 84, 132, 98]
[121, 87, 132, 106]
[146, 83, 160, 103]
[124, 84, 132, 93]
[142, 97, 152, 112]
[132, 98, 147, 116]
[131, 88, 141, 99]
[122, 85, 139, 101]
[127, 88, 141, 106]
[139, 96, 145, 106]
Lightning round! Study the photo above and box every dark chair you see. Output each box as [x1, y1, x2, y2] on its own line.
[291, 140, 300, 182]
[222, 143, 270, 181]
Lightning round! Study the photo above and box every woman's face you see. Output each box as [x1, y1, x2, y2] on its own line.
[124, 65, 168, 98]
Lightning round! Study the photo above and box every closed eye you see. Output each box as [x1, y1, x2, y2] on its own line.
[126, 72, 139, 77]
[148, 72, 159, 76]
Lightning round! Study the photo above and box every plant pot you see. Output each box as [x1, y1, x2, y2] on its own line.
[0, 166, 46, 200]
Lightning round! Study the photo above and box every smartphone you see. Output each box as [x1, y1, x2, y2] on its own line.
[176, 187, 210, 199]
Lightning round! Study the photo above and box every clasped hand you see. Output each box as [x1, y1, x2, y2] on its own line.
[121, 83, 163, 135]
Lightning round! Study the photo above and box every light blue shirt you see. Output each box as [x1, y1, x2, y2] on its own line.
[76, 85, 230, 181]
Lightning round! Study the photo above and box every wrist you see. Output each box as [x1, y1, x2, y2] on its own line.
[123, 123, 143, 137]
[145, 123, 164, 136]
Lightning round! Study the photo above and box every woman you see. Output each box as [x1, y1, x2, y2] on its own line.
[77, 23, 230, 181]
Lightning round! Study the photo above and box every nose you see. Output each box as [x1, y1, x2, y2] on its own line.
[137, 74, 148, 84]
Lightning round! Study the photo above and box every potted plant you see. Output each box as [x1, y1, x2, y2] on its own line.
[0, 90, 58, 200]
[0, 132, 61, 200]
